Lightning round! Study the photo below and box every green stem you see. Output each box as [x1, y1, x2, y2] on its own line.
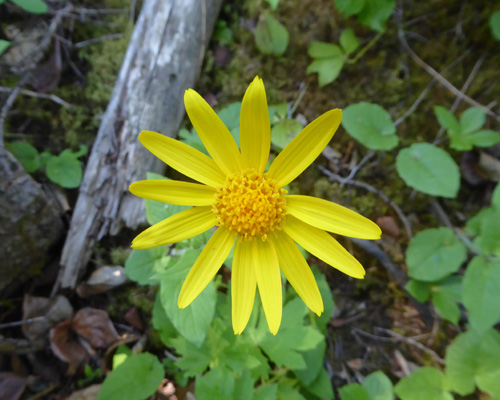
[345, 31, 384, 65]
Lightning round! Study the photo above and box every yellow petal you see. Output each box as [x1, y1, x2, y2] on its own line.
[178, 228, 235, 308]
[132, 207, 215, 249]
[286, 195, 381, 239]
[268, 109, 342, 187]
[231, 239, 257, 334]
[253, 239, 282, 335]
[129, 180, 216, 207]
[270, 232, 323, 316]
[282, 215, 365, 279]
[139, 131, 226, 188]
[240, 76, 270, 173]
[184, 89, 242, 175]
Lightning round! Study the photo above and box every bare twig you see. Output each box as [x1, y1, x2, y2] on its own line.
[398, 30, 500, 122]
[317, 165, 413, 238]
[0, 316, 46, 330]
[0, 87, 72, 107]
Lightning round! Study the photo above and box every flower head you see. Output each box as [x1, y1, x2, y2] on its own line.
[130, 77, 381, 335]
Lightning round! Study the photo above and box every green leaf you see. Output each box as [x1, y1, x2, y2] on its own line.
[306, 57, 344, 87]
[396, 143, 460, 198]
[218, 102, 242, 146]
[395, 367, 453, 400]
[125, 248, 170, 285]
[255, 14, 289, 56]
[459, 107, 486, 134]
[112, 345, 132, 370]
[170, 335, 211, 376]
[357, 0, 395, 32]
[265, 0, 280, 10]
[292, 338, 326, 386]
[160, 249, 216, 347]
[339, 383, 370, 400]
[307, 41, 343, 59]
[254, 384, 278, 400]
[45, 150, 83, 188]
[0, 40, 11, 57]
[445, 329, 500, 396]
[195, 367, 235, 400]
[463, 257, 500, 332]
[475, 207, 500, 256]
[97, 353, 164, 400]
[342, 102, 398, 150]
[468, 129, 500, 148]
[363, 371, 394, 400]
[303, 367, 334, 399]
[233, 370, 254, 400]
[339, 28, 360, 55]
[433, 106, 460, 134]
[405, 279, 431, 302]
[271, 119, 303, 149]
[178, 128, 208, 155]
[6, 141, 41, 173]
[213, 20, 234, 45]
[277, 384, 307, 400]
[144, 172, 189, 225]
[152, 292, 178, 347]
[10, 0, 48, 14]
[431, 276, 462, 324]
[492, 183, 500, 208]
[490, 11, 500, 41]
[406, 228, 467, 282]
[465, 207, 494, 237]
[334, 0, 366, 16]
[313, 267, 335, 333]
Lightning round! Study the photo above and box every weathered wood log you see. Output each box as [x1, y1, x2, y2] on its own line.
[55, 0, 223, 290]
[0, 152, 64, 297]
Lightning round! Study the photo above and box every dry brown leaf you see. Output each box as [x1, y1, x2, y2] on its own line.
[0, 373, 27, 400]
[478, 152, 500, 182]
[65, 384, 102, 400]
[124, 307, 144, 332]
[76, 266, 128, 298]
[376, 216, 401, 238]
[22, 295, 73, 341]
[72, 308, 119, 349]
[49, 320, 88, 375]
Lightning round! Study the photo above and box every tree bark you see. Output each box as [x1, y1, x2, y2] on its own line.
[55, 0, 223, 291]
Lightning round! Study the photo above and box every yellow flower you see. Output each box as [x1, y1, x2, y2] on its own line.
[130, 77, 381, 335]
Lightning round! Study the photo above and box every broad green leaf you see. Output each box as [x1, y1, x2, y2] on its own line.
[431, 276, 462, 324]
[6, 141, 41, 173]
[339, 383, 370, 400]
[254, 384, 278, 400]
[342, 102, 398, 150]
[490, 11, 500, 41]
[395, 367, 453, 400]
[396, 143, 460, 198]
[271, 118, 303, 149]
[306, 57, 344, 87]
[277, 384, 307, 400]
[233, 370, 254, 400]
[469, 129, 500, 148]
[160, 249, 216, 347]
[493, 183, 500, 208]
[406, 228, 467, 282]
[433, 106, 460, 134]
[405, 279, 431, 302]
[265, 0, 280, 10]
[313, 267, 335, 333]
[465, 207, 494, 237]
[292, 338, 326, 386]
[339, 28, 360, 55]
[10, 0, 48, 14]
[179, 128, 208, 155]
[218, 102, 242, 147]
[475, 207, 500, 256]
[463, 256, 500, 332]
[112, 345, 132, 370]
[307, 41, 343, 59]
[363, 371, 394, 400]
[169, 336, 211, 376]
[255, 14, 289, 56]
[97, 353, 164, 400]
[357, 0, 395, 32]
[445, 329, 500, 396]
[334, 0, 366, 16]
[144, 172, 189, 225]
[152, 292, 178, 347]
[0, 40, 11, 57]
[459, 107, 486, 134]
[125, 247, 170, 285]
[195, 367, 235, 400]
[45, 151, 83, 188]
[303, 367, 334, 399]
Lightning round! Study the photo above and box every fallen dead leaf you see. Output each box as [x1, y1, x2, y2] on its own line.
[376, 216, 401, 238]
[124, 307, 144, 332]
[76, 266, 128, 298]
[0, 372, 27, 400]
[49, 320, 88, 375]
[478, 152, 500, 182]
[65, 384, 102, 400]
[72, 308, 119, 349]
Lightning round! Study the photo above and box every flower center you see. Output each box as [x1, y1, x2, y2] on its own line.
[212, 168, 287, 240]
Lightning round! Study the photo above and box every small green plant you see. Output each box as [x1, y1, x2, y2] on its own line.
[0, 0, 48, 14]
[333, 0, 395, 32]
[6, 141, 88, 188]
[254, 13, 289, 57]
[490, 10, 500, 41]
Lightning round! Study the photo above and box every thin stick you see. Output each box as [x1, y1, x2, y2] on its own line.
[317, 165, 413, 238]
[0, 87, 72, 107]
[399, 30, 500, 122]
[0, 316, 46, 330]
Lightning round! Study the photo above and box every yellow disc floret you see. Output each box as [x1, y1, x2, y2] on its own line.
[213, 168, 287, 240]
